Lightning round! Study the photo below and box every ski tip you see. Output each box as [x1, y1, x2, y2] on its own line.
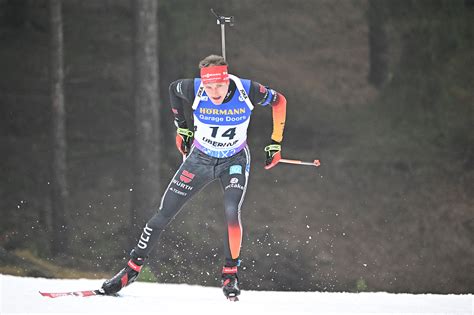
[39, 291, 58, 298]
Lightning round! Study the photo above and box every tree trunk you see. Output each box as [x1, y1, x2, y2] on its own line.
[368, 0, 389, 88]
[49, 0, 68, 255]
[131, 0, 160, 239]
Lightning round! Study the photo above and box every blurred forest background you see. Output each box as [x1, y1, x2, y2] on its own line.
[0, 0, 473, 294]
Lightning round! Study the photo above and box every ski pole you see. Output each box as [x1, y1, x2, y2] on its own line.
[210, 9, 234, 61]
[279, 158, 321, 167]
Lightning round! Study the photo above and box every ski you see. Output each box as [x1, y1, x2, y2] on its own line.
[39, 289, 105, 298]
[227, 296, 239, 302]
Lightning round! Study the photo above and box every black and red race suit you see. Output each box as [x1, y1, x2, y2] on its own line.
[132, 75, 286, 267]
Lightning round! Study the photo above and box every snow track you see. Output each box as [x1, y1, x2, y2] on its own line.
[1, 274, 472, 314]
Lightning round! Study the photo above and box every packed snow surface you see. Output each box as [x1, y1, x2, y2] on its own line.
[1, 274, 472, 315]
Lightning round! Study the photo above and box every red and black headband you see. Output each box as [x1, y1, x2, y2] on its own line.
[200, 65, 229, 84]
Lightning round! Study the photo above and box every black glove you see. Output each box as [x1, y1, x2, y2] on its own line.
[176, 128, 193, 156]
[264, 140, 282, 169]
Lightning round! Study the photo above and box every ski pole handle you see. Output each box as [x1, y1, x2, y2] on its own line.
[279, 158, 321, 167]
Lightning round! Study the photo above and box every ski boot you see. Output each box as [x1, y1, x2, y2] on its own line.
[221, 266, 240, 301]
[101, 251, 145, 295]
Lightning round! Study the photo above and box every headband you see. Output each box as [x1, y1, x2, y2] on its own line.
[200, 65, 229, 84]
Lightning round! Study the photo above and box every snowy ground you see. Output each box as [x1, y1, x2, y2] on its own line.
[1, 274, 472, 315]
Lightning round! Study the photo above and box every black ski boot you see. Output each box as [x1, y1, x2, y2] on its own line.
[221, 266, 240, 301]
[101, 253, 145, 295]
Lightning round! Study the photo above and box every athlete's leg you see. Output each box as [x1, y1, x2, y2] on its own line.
[132, 149, 214, 258]
[219, 147, 251, 266]
[102, 149, 215, 295]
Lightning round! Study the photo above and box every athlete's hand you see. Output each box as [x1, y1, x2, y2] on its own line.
[264, 141, 282, 170]
[176, 128, 194, 156]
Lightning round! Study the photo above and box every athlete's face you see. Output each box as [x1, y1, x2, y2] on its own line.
[203, 82, 230, 105]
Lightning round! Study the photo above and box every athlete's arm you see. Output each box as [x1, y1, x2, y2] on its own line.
[169, 79, 195, 128]
[169, 79, 196, 156]
[249, 81, 287, 143]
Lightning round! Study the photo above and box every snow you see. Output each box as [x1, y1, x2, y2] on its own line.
[1, 274, 472, 315]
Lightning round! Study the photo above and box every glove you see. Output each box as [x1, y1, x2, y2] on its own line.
[264, 140, 282, 170]
[176, 128, 194, 156]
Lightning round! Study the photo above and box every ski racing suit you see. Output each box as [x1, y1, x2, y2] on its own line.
[132, 74, 286, 267]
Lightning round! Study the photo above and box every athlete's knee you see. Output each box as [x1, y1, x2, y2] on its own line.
[224, 200, 240, 217]
[146, 209, 175, 230]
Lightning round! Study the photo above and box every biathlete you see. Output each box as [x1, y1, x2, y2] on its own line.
[101, 55, 287, 299]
